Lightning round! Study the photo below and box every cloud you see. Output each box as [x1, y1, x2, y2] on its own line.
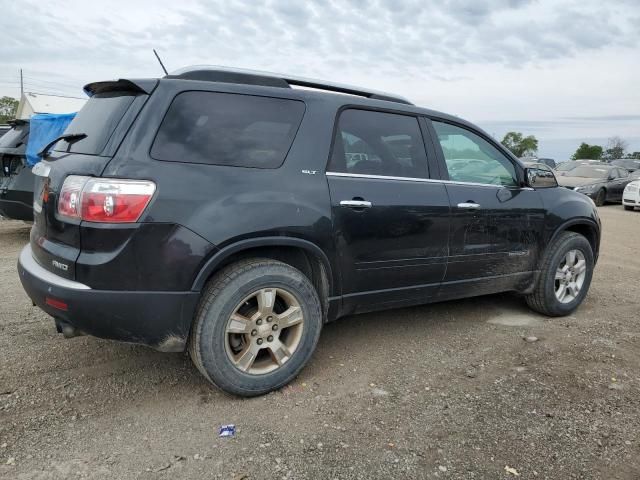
[0, 0, 638, 160]
[2, 0, 638, 80]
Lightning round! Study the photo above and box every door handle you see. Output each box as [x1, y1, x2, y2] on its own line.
[340, 200, 372, 208]
[457, 202, 481, 209]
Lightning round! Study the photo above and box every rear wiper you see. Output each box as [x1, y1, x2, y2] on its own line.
[38, 133, 87, 159]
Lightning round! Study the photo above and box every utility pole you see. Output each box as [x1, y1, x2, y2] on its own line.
[20, 69, 23, 97]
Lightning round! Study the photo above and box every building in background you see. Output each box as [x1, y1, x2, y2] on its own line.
[15, 92, 86, 120]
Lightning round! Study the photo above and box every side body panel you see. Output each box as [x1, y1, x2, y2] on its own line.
[327, 174, 450, 314]
[104, 81, 340, 296]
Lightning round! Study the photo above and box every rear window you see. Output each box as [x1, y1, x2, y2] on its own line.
[54, 92, 137, 155]
[150, 91, 305, 168]
[0, 123, 29, 149]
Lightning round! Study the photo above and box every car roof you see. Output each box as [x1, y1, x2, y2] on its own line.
[157, 67, 492, 140]
[90, 66, 511, 159]
[168, 65, 414, 105]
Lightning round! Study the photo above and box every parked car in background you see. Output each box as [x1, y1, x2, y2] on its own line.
[520, 157, 557, 169]
[522, 161, 555, 171]
[554, 160, 606, 176]
[0, 125, 11, 138]
[623, 180, 640, 211]
[0, 120, 33, 220]
[0, 114, 78, 221]
[630, 170, 640, 181]
[18, 66, 601, 396]
[537, 157, 556, 169]
[557, 164, 632, 206]
[611, 159, 640, 172]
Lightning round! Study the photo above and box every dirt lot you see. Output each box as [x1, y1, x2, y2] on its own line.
[1, 206, 639, 480]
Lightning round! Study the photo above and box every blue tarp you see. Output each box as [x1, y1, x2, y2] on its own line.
[25, 113, 77, 167]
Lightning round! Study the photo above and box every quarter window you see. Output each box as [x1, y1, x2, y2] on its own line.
[432, 121, 518, 186]
[151, 92, 305, 168]
[329, 109, 429, 178]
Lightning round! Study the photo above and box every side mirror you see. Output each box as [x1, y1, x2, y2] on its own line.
[525, 167, 558, 188]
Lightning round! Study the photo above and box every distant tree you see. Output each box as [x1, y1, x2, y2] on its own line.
[571, 143, 603, 160]
[626, 151, 640, 159]
[0, 96, 19, 124]
[602, 136, 628, 160]
[501, 132, 538, 157]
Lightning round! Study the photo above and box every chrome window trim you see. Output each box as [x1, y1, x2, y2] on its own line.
[325, 171, 521, 189]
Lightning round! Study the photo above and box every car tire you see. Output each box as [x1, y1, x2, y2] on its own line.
[189, 258, 322, 397]
[624, 205, 634, 211]
[525, 232, 594, 317]
[594, 189, 606, 206]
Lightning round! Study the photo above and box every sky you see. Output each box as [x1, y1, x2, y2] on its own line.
[1, 0, 638, 159]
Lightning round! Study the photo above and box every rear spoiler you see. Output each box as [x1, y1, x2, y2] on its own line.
[83, 79, 159, 97]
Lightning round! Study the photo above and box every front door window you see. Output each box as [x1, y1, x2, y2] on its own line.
[432, 121, 517, 186]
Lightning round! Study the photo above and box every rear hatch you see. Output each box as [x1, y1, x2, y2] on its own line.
[31, 79, 157, 281]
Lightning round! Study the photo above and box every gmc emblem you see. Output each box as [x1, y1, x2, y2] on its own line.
[52, 260, 69, 272]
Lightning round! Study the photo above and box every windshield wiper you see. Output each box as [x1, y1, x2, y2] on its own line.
[38, 133, 87, 159]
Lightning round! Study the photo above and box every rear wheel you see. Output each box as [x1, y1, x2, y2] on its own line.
[594, 189, 606, 206]
[525, 232, 594, 316]
[189, 258, 322, 396]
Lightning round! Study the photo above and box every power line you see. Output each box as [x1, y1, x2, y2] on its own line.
[23, 76, 82, 89]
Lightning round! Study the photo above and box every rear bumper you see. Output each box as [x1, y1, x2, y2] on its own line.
[0, 167, 34, 221]
[0, 192, 32, 221]
[18, 244, 199, 352]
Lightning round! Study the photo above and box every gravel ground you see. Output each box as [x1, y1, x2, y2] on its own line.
[1, 205, 639, 480]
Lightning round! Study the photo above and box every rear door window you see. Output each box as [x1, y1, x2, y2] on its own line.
[328, 109, 429, 178]
[150, 92, 305, 168]
[54, 92, 137, 155]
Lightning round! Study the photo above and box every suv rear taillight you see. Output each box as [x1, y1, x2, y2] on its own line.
[58, 175, 156, 223]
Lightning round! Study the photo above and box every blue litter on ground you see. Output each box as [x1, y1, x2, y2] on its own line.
[219, 425, 236, 438]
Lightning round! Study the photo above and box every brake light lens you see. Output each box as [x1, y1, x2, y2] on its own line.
[58, 176, 156, 223]
[57, 176, 85, 218]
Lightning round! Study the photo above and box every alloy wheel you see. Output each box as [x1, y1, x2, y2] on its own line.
[224, 288, 304, 375]
[554, 249, 587, 304]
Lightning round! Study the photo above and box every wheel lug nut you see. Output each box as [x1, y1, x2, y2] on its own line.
[267, 335, 273, 342]
[251, 329, 257, 336]
[256, 319, 262, 325]
[272, 324, 278, 331]
[257, 338, 263, 345]
[267, 316, 273, 322]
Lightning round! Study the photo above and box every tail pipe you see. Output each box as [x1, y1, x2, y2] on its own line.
[54, 318, 85, 339]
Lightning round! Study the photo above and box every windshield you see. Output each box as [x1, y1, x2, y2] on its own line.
[613, 159, 640, 169]
[555, 162, 577, 172]
[569, 166, 610, 178]
[54, 92, 137, 155]
[0, 123, 29, 149]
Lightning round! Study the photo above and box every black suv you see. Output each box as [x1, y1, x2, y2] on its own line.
[18, 67, 600, 396]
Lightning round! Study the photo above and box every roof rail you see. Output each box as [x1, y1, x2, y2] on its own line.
[167, 65, 413, 105]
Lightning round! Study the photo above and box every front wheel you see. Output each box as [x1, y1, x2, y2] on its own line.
[624, 205, 634, 211]
[594, 189, 606, 206]
[189, 259, 323, 397]
[526, 232, 594, 316]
